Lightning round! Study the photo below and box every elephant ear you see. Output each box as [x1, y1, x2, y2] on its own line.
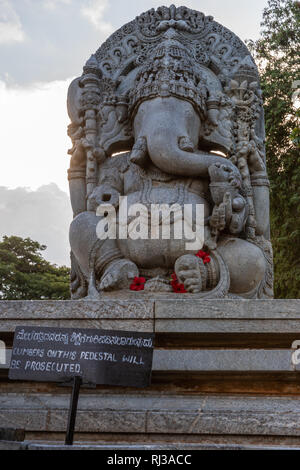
[67, 77, 82, 124]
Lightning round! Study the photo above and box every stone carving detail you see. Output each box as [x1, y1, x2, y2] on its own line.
[67, 5, 273, 299]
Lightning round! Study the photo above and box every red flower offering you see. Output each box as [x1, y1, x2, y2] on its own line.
[195, 250, 211, 264]
[172, 282, 187, 293]
[195, 250, 206, 258]
[130, 277, 146, 291]
[170, 272, 187, 294]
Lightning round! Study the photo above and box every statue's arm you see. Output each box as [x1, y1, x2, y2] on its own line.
[87, 155, 128, 211]
[67, 123, 87, 217]
[251, 171, 270, 238]
[230, 135, 271, 239]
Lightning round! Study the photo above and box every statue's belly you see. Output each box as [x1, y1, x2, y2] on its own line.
[117, 188, 210, 269]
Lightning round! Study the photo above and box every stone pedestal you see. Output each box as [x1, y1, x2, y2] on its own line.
[1, 299, 300, 449]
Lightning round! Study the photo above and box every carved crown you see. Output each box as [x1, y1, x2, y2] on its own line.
[128, 29, 208, 119]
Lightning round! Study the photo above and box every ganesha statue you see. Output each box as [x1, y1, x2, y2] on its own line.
[67, 5, 273, 299]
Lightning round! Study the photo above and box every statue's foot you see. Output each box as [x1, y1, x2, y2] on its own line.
[99, 259, 139, 291]
[174, 254, 203, 293]
[144, 276, 173, 293]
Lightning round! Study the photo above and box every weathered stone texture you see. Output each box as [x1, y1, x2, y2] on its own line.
[1, 299, 300, 442]
[66, 5, 273, 301]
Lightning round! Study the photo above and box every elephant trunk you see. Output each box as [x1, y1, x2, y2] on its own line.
[133, 97, 236, 178]
[146, 128, 224, 177]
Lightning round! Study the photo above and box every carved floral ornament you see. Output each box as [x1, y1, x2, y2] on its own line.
[67, 5, 273, 300]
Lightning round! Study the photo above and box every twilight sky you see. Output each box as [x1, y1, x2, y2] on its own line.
[0, 0, 269, 265]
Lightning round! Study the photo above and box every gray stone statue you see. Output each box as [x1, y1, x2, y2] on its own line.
[67, 5, 273, 299]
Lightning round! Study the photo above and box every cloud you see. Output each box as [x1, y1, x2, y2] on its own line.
[81, 0, 113, 34]
[43, 0, 72, 9]
[0, 0, 110, 86]
[0, 78, 71, 192]
[0, 184, 72, 266]
[0, 0, 25, 44]
[0, 0, 268, 86]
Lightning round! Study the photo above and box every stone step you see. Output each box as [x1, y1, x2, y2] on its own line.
[24, 442, 300, 450]
[2, 393, 300, 437]
[1, 299, 300, 442]
[1, 441, 300, 450]
[1, 347, 299, 372]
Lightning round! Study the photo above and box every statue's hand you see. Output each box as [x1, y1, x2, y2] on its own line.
[210, 192, 232, 233]
[88, 184, 120, 212]
[69, 140, 86, 168]
[229, 196, 248, 234]
[233, 140, 266, 176]
[247, 140, 266, 174]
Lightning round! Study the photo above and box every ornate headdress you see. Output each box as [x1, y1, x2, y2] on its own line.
[128, 29, 208, 119]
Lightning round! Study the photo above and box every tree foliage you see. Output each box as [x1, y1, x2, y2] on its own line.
[0, 236, 70, 300]
[248, 0, 300, 298]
